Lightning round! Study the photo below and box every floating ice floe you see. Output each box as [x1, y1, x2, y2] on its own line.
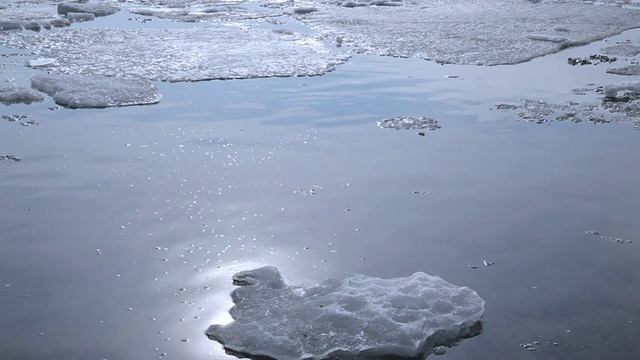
[207, 266, 484, 360]
[27, 58, 58, 68]
[0, 80, 44, 105]
[296, 0, 640, 65]
[607, 65, 640, 76]
[129, 5, 277, 22]
[378, 116, 441, 131]
[57, 2, 119, 17]
[30, 74, 161, 108]
[603, 81, 640, 98]
[1, 27, 349, 81]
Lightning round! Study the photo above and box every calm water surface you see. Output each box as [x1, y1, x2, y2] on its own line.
[1, 21, 640, 360]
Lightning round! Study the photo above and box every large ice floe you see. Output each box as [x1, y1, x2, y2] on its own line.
[0, 79, 44, 105]
[206, 266, 484, 360]
[294, 0, 640, 65]
[1, 27, 349, 81]
[30, 74, 161, 108]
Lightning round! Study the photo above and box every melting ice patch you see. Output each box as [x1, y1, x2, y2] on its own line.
[1, 27, 349, 81]
[296, 0, 640, 65]
[129, 3, 278, 22]
[378, 116, 441, 131]
[206, 266, 484, 360]
[31, 74, 161, 108]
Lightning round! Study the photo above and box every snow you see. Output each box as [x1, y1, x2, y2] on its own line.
[1, 27, 349, 81]
[30, 74, 161, 108]
[603, 81, 640, 98]
[206, 266, 484, 360]
[296, 0, 640, 65]
[57, 3, 119, 17]
[0, 80, 44, 105]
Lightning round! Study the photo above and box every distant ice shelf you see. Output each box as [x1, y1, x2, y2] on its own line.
[207, 266, 484, 360]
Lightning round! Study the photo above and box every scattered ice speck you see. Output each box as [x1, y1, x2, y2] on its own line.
[293, 7, 319, 14]
[1, 27, 349, 81]
[57, 3, 119, 17]
[585, 230, 600, 236]
[482, 260, 494, 267]
[378, 116, 441, 130]
[31, 74, 161, 108]
[468, 265, 478, 269]
[0, 80, 44, 105]
[126, 307, 133, 311]
[553, 342, 559, 346]
[207, 266, 484, 359]
[494, 102, 519, 110]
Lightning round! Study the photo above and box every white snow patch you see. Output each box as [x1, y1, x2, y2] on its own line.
[31, 74, 161, 108]
[207, 266, 484, 360]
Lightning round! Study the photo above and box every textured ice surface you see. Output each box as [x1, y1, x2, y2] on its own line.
[1, 27, 348, 81]
[30, 74, 161, 108]
[603, 81, 640, 98]
[297, 0, 640, 65]
[206, 266, 484, 360]
[129, 3, 278, 22]
[607, 65, 640, 76]
[0, 79, 44, 105]
[378, 116, 441, 131]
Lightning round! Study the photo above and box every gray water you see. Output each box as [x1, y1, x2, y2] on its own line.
[2, 5, 640, 360]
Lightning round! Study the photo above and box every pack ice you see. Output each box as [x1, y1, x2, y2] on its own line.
[297, 0, 640, 65]
[31, 74, 161, 108]
[2, 27, 348, 81]
[206, 266, 484, 360]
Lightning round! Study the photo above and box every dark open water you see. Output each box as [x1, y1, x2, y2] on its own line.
[1, 9, 640, 360]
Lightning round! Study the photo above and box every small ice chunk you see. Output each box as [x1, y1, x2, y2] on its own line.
[0, 80, 44, 105]
[293, 7, 319, 14]
[28, 58, 58, 68]
[57, 3, 119, 17]
[49, 18, 71, 28]
[603, 81, 640, 98]
[31, 74, 161, 108]
[207, 266, 484, 360]
[66, 12, 96, 23]
[343, 2, 368, 7]
[601, 44, 640, 57]
[379, 116, 441, 130]
[23, 21, 41, 32]
[607, 65, 640, 76]
[0, 20, 23, 31]
[527, 34, 569, 43]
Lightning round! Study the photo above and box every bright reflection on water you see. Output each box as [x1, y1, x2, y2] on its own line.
[1, 12, 640, 360]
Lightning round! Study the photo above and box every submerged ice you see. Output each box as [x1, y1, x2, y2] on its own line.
[207, 266, 484, 360]
[2, 27, 348, 81]
[31, 74, 161, 108]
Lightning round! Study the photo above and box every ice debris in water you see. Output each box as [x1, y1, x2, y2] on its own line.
[607, 65, 640, 76]
[1, 27, 348, 81]
[206, 266, 484, 360]
[379, 116, 441, 131]
[297, 0, 640, 65]
[31, 74, 161, 108]
[0, 79, 44, 105]
[129, 4, 275, 22]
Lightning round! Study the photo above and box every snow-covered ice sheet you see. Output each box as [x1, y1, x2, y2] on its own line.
[1, 27, 349, 81]
[295, 0, 640, 65]
[207, 266, 484, 360]
[30, 74, 161, 108]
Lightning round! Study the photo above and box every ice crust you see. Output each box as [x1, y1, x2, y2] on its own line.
[206, 266, 484, 360]
[2, 27, 349, 81]
[0, 79, 44, 105]
[30, 74, 161, 108]
[297, 0, 640, 65]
